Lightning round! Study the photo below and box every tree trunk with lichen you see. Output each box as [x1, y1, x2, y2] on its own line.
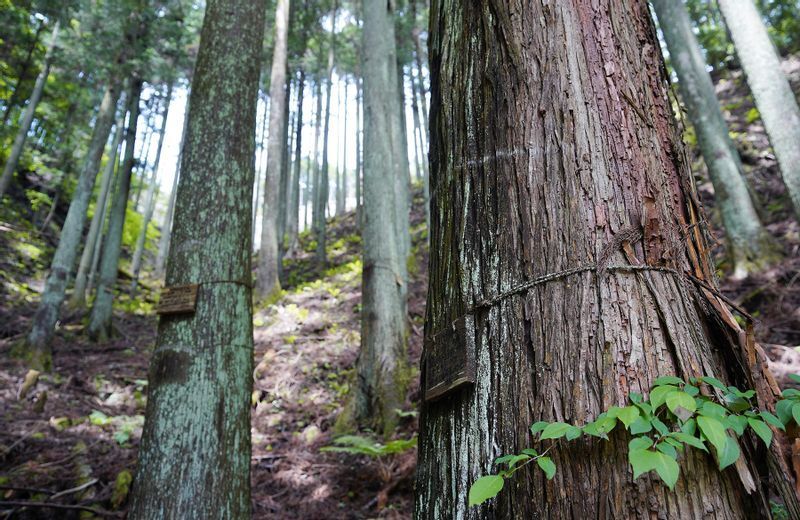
[717, 0, 800, 222]
[651, 0, 776, 279]
[87, 81, 142, 342]
[257, 0, 290, 301]
[414, 1, 799, 518]
[127, 0, 265, 517]
[350, 0, 409, 436]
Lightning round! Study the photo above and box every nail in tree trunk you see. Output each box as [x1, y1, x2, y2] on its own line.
[131, 81, 174, 293]
[717, 0, 800, 220]
[0, 21, 59, 198]
[414, 1, 800, 517]
[155, 99, 189, 278]
[286, 70, 305, 256]
[651, 0, 777, 278]
[88, 81, 142, 341]
[70, 112, 126, 308]
[20, 80, 121, 369]
[256, 0, 290, 301]
[351, 0, 409, 435]
[127, 0, 265, 515]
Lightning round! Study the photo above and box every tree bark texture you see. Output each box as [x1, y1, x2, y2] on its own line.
[717, 0, 800, 221]
[353, 0, 409, 435]
[414, 1, 799, 518]
[22, 80, 121, 369]
[87, 81, 143, 341]
[257, 0, 290, 300]
[316, 11, 336, 266]
[127, 0, 265, 517]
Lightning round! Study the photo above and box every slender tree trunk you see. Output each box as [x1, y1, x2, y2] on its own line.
[651, 0, 777, 278]
[19, 80, 121, 369]
[256, 0, 290, 301]
[355, 77, 362, 225]
[311, 80, 323, 234]
[128, 0, 265, 515]
[717, 0, 800, 221]
[316, 7, 337, 266]
[1, 20, 45, 128]
[70, 112, 126, 308]
[278, 79, 293, 272]
[411, 23, 428, 134]
[131, 81, 174, 293]
[351, 0, 408, 436]
[393, 58, 411, 295]
[286, 70, 305, 256]
[155, 99, 189, 278]
[407, 69, 424, 182]
[338, 77, 348, 215]
[133, 109, 156, 211]
[87, 81, 143, 341]
[0, 21, 59, 198]
[253, 93, 269, 244]
[414, 1, 800, 517]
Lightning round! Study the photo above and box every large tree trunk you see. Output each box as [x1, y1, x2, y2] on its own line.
[257, 0, 290, 301]
[0, 21, 59, 198]
[352, 0, 409, 436]
[20, 80, 121, 369]
[414, 1, 799, 518]
[286, 70, 305, 256]
[131, 81, 174, 293]
[651, 0, 776, 279]
[127, 0, 265, 515]
[70, 111, 126, 309]
[717, 0, 800, 221]
[87, 81, 143, 342]
[355, 77, 362, 225]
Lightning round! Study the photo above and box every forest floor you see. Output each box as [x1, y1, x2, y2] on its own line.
[1, 58, 800, 519]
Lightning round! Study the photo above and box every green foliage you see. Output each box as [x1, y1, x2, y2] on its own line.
[320, 434, 417, 457]
[468, 375, 799, 507]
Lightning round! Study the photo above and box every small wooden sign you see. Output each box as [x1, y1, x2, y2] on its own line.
[424, 315, 476, 402]
[156, 284, 199, 315]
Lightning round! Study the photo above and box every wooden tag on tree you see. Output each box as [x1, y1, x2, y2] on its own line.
[424, 315, 476, 401]
[156, 284, 199, 315]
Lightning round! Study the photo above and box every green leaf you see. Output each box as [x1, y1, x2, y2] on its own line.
[669, 432, 707, 452]
[697, 415, 727, 456]
[583, 414, 617, 439]
[650, 385, 678, 410]
[776, 399, 794, 425]
[540, 422, 572, 441]
[782, 389, 800, 398]
[788, 374, 800, 384]
[681, 418, 697, 436]
[494, 455, 517, 465]
[759, 411, 785, 431]
[537, 456, 556, 479]
[726, 415, 748, 436]
[748, 418, 773, 447]
[651, 418, 669, 436]
[629, 416, 652, 435]
[468, 475, 504, 507]
[724, 396, 750, 413]
[793, 403, 800, 427]
[701, 376, 727, 390]
[684, 385, 699, 397]
[699, 401, 728, 420]
[656, 441, 677, 459]
[615, 406, 641, 428]
[666, 391, 697, 421]
[718, 436, 740, 470]
[629, 392, 643, 404]
[653, 376, 684, 387]
[521, 448, 539, 457]
[530, 421, 548, 436]
[629, 437, 654, 451]
[565, 425, 582, 441]
[629, 449, 680, 490]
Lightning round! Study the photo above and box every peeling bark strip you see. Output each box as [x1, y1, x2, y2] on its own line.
[415, 1, 799, 518]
